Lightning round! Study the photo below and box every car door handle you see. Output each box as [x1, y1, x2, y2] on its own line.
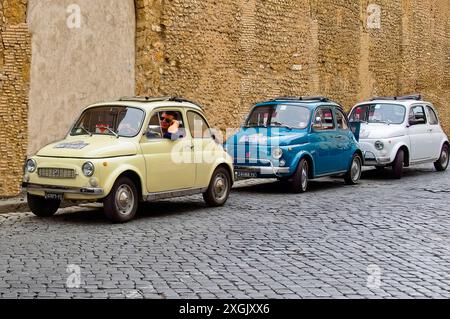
[334, 136, 345, 139]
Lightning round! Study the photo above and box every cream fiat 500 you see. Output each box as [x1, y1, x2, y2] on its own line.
[23, 97, 234, 222]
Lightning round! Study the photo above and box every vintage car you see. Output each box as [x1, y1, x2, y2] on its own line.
[225, 96, 363, 193]
[22, 96, 234, 222]
[348, 94, 449, 178]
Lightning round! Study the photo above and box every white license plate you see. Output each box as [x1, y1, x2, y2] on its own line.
[45, 192, 63, 200]
[236, 171, 258, 178]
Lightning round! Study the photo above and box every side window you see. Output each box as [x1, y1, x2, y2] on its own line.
[146, 113, 163, 139]
[336, 110, 349, 130]
[146, 110, 185, 140]
[187, 111, 211, 139]
[426, 106, 439, 125]
[313, 108, 335, 131]
[409, 105, 427, 125]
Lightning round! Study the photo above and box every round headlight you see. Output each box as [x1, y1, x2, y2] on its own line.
[374, 141, 384, 150]
[26, 159, 37, 173]
[272, 148, 283, 160]
[82, 162, 95, 177]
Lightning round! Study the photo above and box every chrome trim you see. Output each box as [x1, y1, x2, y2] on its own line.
[234, 164, 290, 176]
[363, 151, 390, 165]
[145, 187, 207, 201]
[22, 182, 103, 195]
[38, 167, 77, 179]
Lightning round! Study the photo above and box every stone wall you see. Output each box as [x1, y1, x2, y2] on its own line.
[1, 0, 449, 196]
[0, 0, 30, 196]
[136, 0, 450, 134]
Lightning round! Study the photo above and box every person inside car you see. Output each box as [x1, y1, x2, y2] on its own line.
[160, 111, 184, 140]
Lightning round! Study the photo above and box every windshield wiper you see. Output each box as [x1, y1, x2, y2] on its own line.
[271, 121, 292, 130]
[370, 119, 390, 124]
[73, 125, 92, 136]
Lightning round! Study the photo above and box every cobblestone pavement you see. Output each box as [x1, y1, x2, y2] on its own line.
[1, 165, 450, 299]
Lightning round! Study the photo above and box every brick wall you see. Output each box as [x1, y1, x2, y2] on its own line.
[0, 1, 30, 196]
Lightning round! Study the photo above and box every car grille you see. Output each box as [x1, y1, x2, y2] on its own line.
[38, 168, 77, 179]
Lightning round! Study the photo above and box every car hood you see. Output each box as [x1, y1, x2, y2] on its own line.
[227, 127, 309, 146]
[358, 123, 406, 139]
[36, 135, 138, 158]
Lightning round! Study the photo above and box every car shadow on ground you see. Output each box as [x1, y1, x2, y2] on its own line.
[360, 166, 435, 180]
[233, 179, 345, 194]
[40, 198, 208, 224]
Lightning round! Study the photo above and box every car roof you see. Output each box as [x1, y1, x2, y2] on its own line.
[354, 94, 433, 108]
[86, 96, 204, 113]
[255, 96, 341, 109]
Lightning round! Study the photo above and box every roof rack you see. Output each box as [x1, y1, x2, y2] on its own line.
[273, 96, 331, 102]
[118, 96, 203, 108]
[118, 96, 172, 102]
[370, 94, 422, 101]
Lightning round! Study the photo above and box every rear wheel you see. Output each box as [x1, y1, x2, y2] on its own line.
[103, 176, 138, 223]
[344, 154, 362, 185]
[392, 149, 404, 179]
[289, 158, 309, 193]
[27, 193, 60, 217]
[203, 167, 231, 207]
[434, 144, 449, 172]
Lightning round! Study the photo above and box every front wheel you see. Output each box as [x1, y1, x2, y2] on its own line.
[434, 144, 449, 172]
[103, 176, 139, 223]
[392, 149, 404, 179]
[27, 193, 60, 217]
[289, 158, 309, 193]
[344, 154, 362, 185]
[203, 167, 231, 207]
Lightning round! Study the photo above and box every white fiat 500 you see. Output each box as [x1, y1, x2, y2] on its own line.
[349, 95, 449, 178]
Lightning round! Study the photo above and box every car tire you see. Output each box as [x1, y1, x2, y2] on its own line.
[203, 166, 232, 207]
[344, 154, 362, 185]
[392, 149, 404, 179]
[434, 144, 449, 172]
[27, 193, 60, 217]
[103, 176, 138, 223]
[289, 158, 309, 193]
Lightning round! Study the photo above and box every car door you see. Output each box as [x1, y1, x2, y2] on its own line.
[140, 109, 196, 193]
[309, 107, 339, 175]
[334, 108, 354, 171]
[186, 110, 218, 188]
[425, 105, 444, 160]
[407, 105, 432, 162]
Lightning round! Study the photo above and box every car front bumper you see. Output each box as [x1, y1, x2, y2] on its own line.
[22, 182, 104, 197]
[363, 151, 392, 166]
[234, 165, 290, 179]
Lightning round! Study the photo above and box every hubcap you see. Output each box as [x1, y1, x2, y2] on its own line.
[441, 149, 449, 166]
[115, 184, 134, 215]
[301, 162, 308, 190]
[351, 157, 361, 182]
[213, 173, 228, 201]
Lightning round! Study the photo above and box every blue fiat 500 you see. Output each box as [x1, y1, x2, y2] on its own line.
[225, 96, 363, 193]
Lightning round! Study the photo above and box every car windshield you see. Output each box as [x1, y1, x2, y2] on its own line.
[349, 103, 406, 124]
[245, 104, 310, 129]
[70, 106, 145, 137]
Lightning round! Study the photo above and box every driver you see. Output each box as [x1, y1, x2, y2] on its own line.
[160, 111, 181, 140]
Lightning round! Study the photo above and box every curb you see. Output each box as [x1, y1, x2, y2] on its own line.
[0, 197, 77, 214]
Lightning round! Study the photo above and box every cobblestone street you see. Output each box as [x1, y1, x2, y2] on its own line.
[1, 165, 450, 299]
